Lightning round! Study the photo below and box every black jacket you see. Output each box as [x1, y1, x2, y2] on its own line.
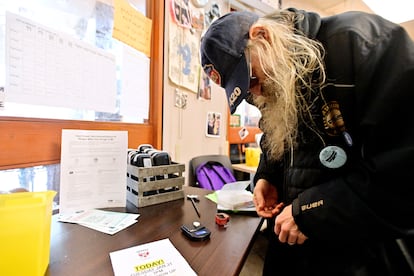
[254, 9, 414, 276]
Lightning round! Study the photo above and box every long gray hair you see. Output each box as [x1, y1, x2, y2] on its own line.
[248, 10, 326, 161]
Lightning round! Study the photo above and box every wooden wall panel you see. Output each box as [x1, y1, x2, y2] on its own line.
[0, 118, 153, 169]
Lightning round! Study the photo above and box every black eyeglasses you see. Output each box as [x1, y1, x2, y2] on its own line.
[246, 48, 259, 89]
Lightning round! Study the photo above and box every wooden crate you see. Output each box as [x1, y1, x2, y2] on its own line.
[126, 162, 185, 207]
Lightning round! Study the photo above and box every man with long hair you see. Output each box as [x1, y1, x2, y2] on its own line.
[200, 8, 414, 276]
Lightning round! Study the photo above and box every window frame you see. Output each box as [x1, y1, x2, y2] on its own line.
[0, 0, 164, 170]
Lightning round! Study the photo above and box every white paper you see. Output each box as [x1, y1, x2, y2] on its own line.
[120, 44, 150, 121]
[0, 86, 4, 110]
[110, 238, 197, 276]
[81, 218, 137, 235]
[58, 209, 140, 235]
[59, 129, 128, 214]
[5, 12, 117, 112]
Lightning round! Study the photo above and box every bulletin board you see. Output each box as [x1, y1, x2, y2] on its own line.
[167, 0, 226, 94]
[168, 0, 200, 93]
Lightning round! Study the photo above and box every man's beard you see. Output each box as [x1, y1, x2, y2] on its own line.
[252, 78, 298, 161]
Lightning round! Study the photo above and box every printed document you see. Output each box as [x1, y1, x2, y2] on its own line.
[110, 238, 197, 276]
[58, 209, 139, 235]
[59, 129, 128, 214]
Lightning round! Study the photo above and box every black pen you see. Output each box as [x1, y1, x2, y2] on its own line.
[189, 197, 201, 218]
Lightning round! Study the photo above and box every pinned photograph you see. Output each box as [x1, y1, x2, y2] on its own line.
[206, 111, 221, 137]
[198, 69, 211, 100]
[170, 0, 192, 29]
[239, 127, 249, 140]
[230, 114, 241, 127]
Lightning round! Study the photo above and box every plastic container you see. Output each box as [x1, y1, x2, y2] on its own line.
[245, 147, 261, 167]
[216, 189, 254, 210]
[0, 190, 56, 276]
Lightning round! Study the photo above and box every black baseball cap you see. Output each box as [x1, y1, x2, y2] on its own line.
[200, 11, 259, 114]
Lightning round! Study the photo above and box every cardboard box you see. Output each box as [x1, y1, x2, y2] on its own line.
[127, 162, 185, 207]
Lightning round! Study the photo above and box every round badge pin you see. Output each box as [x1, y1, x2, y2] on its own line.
[319, 146, 347, 169]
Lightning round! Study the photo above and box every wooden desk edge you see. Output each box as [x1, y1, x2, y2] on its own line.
[232, 163, 258, 174]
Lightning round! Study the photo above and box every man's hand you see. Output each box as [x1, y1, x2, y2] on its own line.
[275, 204, 308, 245]
[253, 179, 284, 218]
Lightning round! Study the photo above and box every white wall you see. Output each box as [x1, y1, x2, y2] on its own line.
[162, 0, 230, 185]
[162, 79, 229, 185]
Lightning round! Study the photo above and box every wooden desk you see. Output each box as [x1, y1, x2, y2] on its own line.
[46, 186, 263, 276]
[232, 163, 257, 174]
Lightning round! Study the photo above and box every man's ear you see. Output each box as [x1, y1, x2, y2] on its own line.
[249, 24, 270, 41]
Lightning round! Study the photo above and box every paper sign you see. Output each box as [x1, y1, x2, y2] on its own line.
[110, 238, 197, 276]
[113, 0, 152, 57]
[59, 129, 128, 214]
